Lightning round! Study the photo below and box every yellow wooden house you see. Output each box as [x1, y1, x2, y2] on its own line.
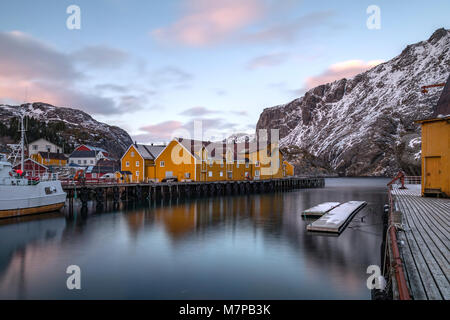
[416, 76, 450, 197]
[120, 138, 295, 183]
[120, 143, 166, 182]
[31, 151, 68, 167]
[416, 116, 449, 197]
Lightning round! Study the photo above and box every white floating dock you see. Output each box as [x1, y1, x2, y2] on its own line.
[306, 201, 367, 234]
[302, 202, 341, 216]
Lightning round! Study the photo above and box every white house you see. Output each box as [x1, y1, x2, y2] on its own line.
[28, 138, 63, 155]
[68, 150, 107, 167]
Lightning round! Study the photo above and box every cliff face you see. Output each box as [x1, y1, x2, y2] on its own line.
[0, 102, 132, 158]
[256, 28, 450, 176]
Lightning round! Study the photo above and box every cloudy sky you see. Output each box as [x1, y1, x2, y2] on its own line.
[0, 0, 449, 143]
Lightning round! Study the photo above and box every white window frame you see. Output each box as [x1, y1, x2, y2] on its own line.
[136, 171, 139, 177]
[160, 161, 165, 167]
[219, 171, 223, 177]
[136, 161, 140, 167]
[126, 161, 130, 167]
[131, 151, 134, 157]
[255, 161, 260, 167]
[255, 170, 260, 177]
[208, 171, 213, 177]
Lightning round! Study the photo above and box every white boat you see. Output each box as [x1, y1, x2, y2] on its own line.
[0, 115, 66, 219]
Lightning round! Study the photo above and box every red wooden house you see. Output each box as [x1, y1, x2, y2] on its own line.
[13, 158, 48, 177]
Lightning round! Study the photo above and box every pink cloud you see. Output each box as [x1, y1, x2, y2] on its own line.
[138, 121, 185, 141]
[304, 59, 384, 89]
[151, 0, 265, 46]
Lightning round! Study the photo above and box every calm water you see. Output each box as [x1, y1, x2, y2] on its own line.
[0, 178, 389, 300]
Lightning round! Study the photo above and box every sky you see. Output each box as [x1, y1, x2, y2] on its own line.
[0, 0, 449, 143]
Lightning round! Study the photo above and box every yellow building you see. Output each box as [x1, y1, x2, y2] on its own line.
[283, 161, 295, 177]
[120, 144, 166, 182]
[120, 138, 295, 183]
[241, 142, 286, 180]
[31, 151, 67, 167]
[416, 116, 450, 197]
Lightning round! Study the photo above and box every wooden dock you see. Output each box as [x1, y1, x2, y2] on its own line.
[390, 184, 450, 300]
[62, 177, 325, 206]
[306, 201, 367, 233]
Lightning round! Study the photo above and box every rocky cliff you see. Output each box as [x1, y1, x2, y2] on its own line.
[0, 102, 132, 158]
[257, 28, 450, 176]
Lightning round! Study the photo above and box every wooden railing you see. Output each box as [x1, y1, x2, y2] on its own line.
[404, 176, 421, 184]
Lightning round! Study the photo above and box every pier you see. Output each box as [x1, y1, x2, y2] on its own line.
[62, 177, 325, 206]
[386, 184, 450, 300]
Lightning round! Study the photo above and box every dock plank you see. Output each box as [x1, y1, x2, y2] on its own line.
[391, 185, 450, 300]
[307, 201, 366, 233]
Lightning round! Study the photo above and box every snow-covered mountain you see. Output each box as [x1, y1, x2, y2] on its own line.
[0, 102, 132, 158]
[256, 28, 450, 176]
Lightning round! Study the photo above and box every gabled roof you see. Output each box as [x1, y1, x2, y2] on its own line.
[435, 75, 450, 117]
[69, 150, 98, 158]
[122, 143, 166, 161]
[136, 144, 166, 160]
[76, 144, 108, 153]
[38, 151, 67, 160]
[29, 138, 61, 148]
[13, 158, 48, 169]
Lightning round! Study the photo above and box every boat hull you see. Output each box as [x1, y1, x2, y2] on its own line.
[0, 202, 65, 219]
[0, 181, 67, 219]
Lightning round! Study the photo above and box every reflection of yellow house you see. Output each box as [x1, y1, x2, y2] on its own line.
[120, 138, 295, 183]
[416, 116, 449, 197]
[31, 152, 67, 167]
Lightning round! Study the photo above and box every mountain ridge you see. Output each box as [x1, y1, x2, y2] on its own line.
[0, 102, 133, 158]
[256, 28, 450, 176]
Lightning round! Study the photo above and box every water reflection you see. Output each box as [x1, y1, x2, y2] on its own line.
[0, 178, 388, 299]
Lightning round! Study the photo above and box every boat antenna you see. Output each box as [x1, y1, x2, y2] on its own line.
[20, 113, 26, 172]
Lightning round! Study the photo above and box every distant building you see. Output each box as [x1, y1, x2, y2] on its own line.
[120, 143, 166, 183]
[73, 144, 109, 158]
[31, 151, 68, 167]
[120, 138, 295, 183]
[68, 150, 107, 167]
[28, 138, 63, 155]
[85, 159, 121, 179]
[416, 75, 450, 197]
[13, 158, 48, 177]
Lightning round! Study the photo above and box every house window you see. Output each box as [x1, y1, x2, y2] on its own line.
[208, 171, 212, 177]
[220, 172, 223, 177]
[209, 160, 213, 167]
[185, 172, 190, 179]
[131, 151, 134, 157]
[136, 171, 139, 177]
[136, 161, 139, 167]
[92, 173, 97, 178]
[236, 162, 240, 168]
[126, 161, 130, 167]
[255, 170, 260, 177]
[90, 160, 94, 164]
[255, 161, 260, 167]
[78, 160, 81, 164]
[84, 160, 87, 164]
[220, 162, 224, 168]
[33, 145, 38, 150]
[160, 161, 165, 167]
[245, 162, 249, 168]
[45, 145, 51, 150]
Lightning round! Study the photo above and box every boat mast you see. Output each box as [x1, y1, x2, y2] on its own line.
[20, 114, 25, 172]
